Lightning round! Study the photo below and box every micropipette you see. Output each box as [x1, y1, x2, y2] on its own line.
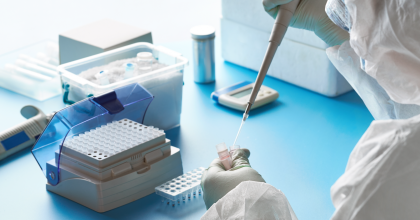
[233, 0, 300, 146]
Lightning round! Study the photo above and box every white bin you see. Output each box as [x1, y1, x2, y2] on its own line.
[221, 0, 352, 97]
[58, 43, 188, 130]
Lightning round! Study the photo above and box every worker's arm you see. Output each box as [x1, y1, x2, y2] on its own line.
[263, 0, 348, 47]
[201, 149, 298, 219]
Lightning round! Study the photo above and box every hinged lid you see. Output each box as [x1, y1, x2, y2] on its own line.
[31, 83, 153, 185]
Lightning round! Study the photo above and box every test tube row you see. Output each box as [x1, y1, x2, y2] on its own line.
[2, 43, 59, 83]
[94, 52, 161, 86]
[156, 167, 205, 207]
[63, 119, 164, 160]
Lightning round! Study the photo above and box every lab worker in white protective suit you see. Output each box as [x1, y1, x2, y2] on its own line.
[200, 0, 420, 219]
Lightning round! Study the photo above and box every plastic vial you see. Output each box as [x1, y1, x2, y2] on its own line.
[190, 25, 216, 83]
[5, 64, 51, 81]
[19, 54, 56, 71]
[15, 59, 58, 78]
[123, 63, 136, 79]
[229, 145, 240, 156]
[95, 70, 110, 85]
[215, 142, 232, 170]
[136, 52, 155, 71]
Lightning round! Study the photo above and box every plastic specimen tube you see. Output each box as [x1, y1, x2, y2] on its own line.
[124, 63, 135, 79]
[136, 52, 154, 71]
[15, 59, 58, 78]
[95, 70, 110, 85]
[5, 64, 51, 81]
[19, 54, 56, 70]
[229, 145, 240, 156]
[215, 142, 232, 170]
[190, 25, 215, 83]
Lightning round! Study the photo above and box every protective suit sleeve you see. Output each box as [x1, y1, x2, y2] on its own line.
[201, 181, 298, 220]
[330, 113, 420, 220]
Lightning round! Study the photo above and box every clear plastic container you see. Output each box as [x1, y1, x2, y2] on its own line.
[155, 167, 205, 207]
[58, 43, 188, 130]
[0, 40, 61, 101]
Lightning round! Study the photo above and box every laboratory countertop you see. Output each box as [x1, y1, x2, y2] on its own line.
[0, 40, 373, 220]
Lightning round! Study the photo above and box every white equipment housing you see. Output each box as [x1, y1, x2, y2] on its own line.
[46, 119, 183, 212]
[211, 81, 279, 111]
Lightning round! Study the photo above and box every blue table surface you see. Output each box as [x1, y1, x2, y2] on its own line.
[0, 40, 374, 220]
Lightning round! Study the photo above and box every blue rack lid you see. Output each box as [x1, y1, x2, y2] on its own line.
[31, 83, 154, 185]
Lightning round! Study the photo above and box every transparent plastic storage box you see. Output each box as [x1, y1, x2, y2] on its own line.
[58, 43, 188, 130]
[0, 40, 61, 101]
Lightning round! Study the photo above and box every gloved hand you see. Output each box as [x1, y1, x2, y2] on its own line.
[201, 148, 265, 209]
[263, 0, 349, 46]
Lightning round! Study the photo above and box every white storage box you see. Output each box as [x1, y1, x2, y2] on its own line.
[59, 19, 153, 64]
[58, 43, 188, 130]
[221, 0, 352, 97]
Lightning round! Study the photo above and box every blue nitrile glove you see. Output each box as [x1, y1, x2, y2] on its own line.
[201, 148, 265, 209]
[263, 0, 349, 46]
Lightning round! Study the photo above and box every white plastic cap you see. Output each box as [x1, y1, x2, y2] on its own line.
[190, 25, 215, 40]
[124, 63, 136, 71]
[95, 70, 108, 79]
[215, 142, 228, 152]
[136, 52, 154, 60]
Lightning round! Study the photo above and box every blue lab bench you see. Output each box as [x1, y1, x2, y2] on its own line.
[0, 40, 374, 220]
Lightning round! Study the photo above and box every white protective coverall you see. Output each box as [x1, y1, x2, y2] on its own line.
[202, 0, 420, 219]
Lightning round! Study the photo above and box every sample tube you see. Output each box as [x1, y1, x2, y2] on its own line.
[215, 142, 232, 170]
[190, 25, 215, 83]
[229, 145, 240, 156]
[95, 70, 110, 85]
[15, 59, 58, 78]
[19, 54, 56, 70]
[136, 52, 155, 71]
[123, 63, 136, 79]
[4, 64, 52, 81]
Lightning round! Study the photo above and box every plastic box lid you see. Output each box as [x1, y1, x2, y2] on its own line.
[58, 42, 188, 104]
[31, 83, 154, 185]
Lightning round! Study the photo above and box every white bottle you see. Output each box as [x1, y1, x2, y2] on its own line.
[136, 52, 155, 71]
[95, 70, 110, 85]
[122, 63, 137, 79]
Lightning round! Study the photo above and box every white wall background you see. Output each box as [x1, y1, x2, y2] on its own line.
[0, 0, 221, 54]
